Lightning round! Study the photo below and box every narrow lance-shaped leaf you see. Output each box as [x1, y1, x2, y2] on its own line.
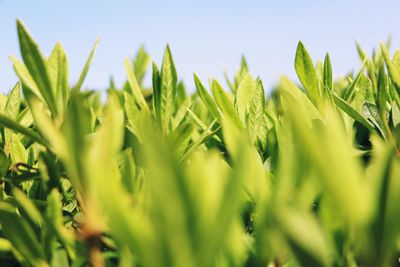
[9, 56, 42, 99]
[12, 188, 43, 227]
[28, 95, 68, 167]
[235, 72, 257, 124]
[381, 43, 400, 98]
[367, 140, 400, 265]
[48, 42, 69, 114]
[159, 45, 178, 133]
[0, 114, 47, 145]
[323, 53, 333, 91]
[343, 61, 366, 101]
[4, 83, 21, 120]
[279, 76, 322, 121]
[356, 42, 367, 62]
[9, 134, 28, 164]
[295, 41, 321, 107]
[175, 81, 187, 108]
[276, 208, 331, 267]
[224, 71, 235, 92]
[124, 58, 150, 113]
[180, 119, 219, 162]
[0, 204, 47, 265]
[193, 73, 220, 119]
[59, 92, 93, 192]
[0, 148, 9, 177]
[152, 62, 162, 125]
[133, 46, 151, 86]
[16, 19, 58, 116]
[3, 83, 22, 156]
[123, 91, 149, 141]
[72, 38, 99, 92]
[234, 55, 249, 91]
[248, 80, 268, 147]
[332, 94, 375, 132]
[211, 79, 242, 129]
[377, 64, 389, 135]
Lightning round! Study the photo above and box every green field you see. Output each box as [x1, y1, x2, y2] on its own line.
[0, 20, 399, 267]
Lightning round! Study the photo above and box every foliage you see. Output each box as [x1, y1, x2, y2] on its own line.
[0, 20, 400, 267]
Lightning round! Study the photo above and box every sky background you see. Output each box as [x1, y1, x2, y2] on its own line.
[1, 0, 400, 94]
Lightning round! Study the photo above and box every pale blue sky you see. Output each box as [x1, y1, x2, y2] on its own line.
[1, 0, 400, 93]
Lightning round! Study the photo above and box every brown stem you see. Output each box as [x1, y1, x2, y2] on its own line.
[76, 197, 104, 267]
[274, 258, 282, 267]
[87, 234, 104, 267]
[78, 222, 104, 267]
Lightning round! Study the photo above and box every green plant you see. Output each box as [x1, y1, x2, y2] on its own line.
[0, 20, 399, 267]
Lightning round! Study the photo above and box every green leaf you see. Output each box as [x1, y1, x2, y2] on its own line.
[224, 71, 235, 92]
[283, 93, 373, 226]
[59, 92, 92, 191]
[248, 80, 268, 147]
[4, 83, 21, 120]
[0, 114, 46, 145]
[381, 44, 400, 98]
[366, 140, 399, 265]
[72, 38, 99, 92]
[175, 81, 187, 108]
[323, 53, 332, 91]
[224, 55, 249, 93]
[50, 250, 69, 267]
[171, 96, 191, 129]
[0, 148, 9, 177]
[46, 189, 74, 252]
[12, 188, 43, 227]
[211, 79, 242, 129]
[193, 73, 220, 119]
[332, 94, 375, 132]
[169, 122, 194, 157]
[3, 83, 23, 157]
[234, 55, 249, 92]
[276, 208, 331, 267]
[295, 41, 321, 107]
[235, 73, 257, 124]
[16, 19, 58, 116]
[28, 96, 67, 166]
[124, 59, 149, 112]
[133, 46, 151, 85]
[123, 91, 142, 140]
[0, 238, 12, 253]
[0, 204, 47, 265]
[9, 134, 28, 164]
[356, 42, 367, 62]
[361, 101, 386, 138]
[392, 101, 400, 128]
[10, 56, 42, 99]
[342, 62, 366, 101]
[152, 62, 162, 124]
[159, 45, 178, 133]
[48, 42, 69, 114]
[279, 76, 321, 121]
[120, 149, 139, 195]
[180, 119, 219, 162]
[222, 115, 269, 203]
[377, 64, 389, 135]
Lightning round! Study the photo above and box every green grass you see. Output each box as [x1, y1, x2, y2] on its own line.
[0, 19, 399, 267]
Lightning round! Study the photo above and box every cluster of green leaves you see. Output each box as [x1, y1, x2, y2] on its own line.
[0, 20, 400, 267]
